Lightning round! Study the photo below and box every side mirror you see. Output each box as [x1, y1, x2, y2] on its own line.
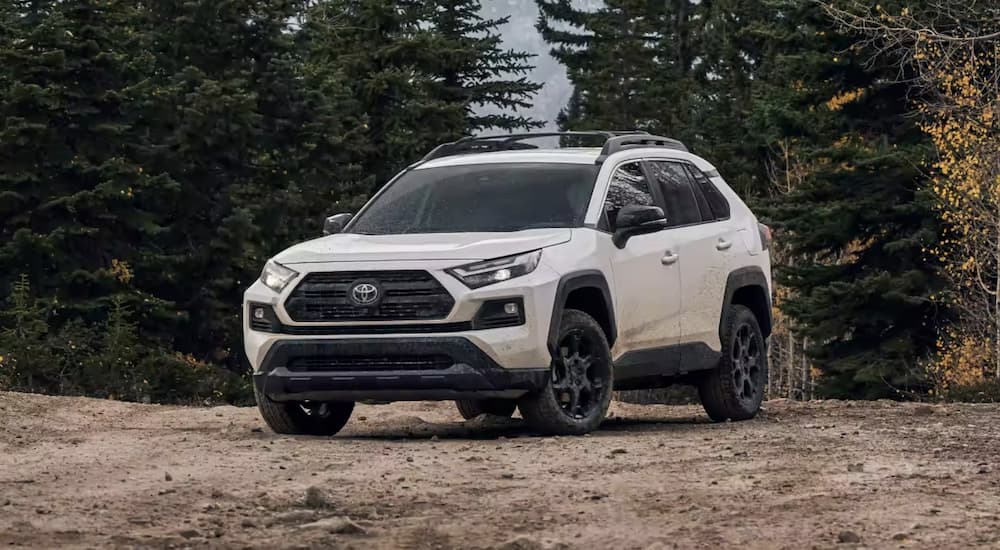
[323, 213, 353, 236]
[612, 205, 668, 248]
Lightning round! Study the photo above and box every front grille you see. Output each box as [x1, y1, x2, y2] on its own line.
[285, 271, 454, 322]
[286, 354, 454, 372]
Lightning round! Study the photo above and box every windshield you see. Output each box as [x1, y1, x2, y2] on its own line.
[348, 163, 600, 235]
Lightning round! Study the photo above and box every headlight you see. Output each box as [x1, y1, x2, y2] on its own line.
[447, 250, 541, 289]
[260, 260, 299, 293]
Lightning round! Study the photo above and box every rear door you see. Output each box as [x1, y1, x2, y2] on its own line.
[645, 160, 736, 355]
[685, 165, 742, 348]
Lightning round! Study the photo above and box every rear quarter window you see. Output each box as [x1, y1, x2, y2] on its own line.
[686, 165, 731, 220]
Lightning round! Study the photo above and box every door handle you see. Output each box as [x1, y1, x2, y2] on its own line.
[661, 252, 679, 265]
[716, 238, 732, 251]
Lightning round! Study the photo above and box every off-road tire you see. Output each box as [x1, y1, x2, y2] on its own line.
[518, 309, 614, 435]
[698, 304, 767, 422]
[254, 383, 354, 436]
[455, 399, 518, 420]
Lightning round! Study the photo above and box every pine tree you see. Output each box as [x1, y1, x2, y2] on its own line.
[311, 0, 543, 189]
[100, 294, 140, 398]
[0, 0, 387, 377]
[133, 0, 366, 366]
[0, 0, 175, 335]
[686, 0, 770, 194]
[538, 0, 762, 189]
[293, 7, 372, 216]
[305, 0, 450, 188]
[0, 274, 57, 391]
[751, 0, 941, 398]
[537, 0, 666, 132]
[424, 0, 543, 133]
[122, 0, 269, 364]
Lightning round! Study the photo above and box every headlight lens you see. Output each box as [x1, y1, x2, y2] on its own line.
[447, 250, 541, 289]
[260, 260, 299, 293]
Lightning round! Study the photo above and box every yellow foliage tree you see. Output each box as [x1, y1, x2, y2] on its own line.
[823, 2, 1000, 390]
[920, 43, 1000, 388]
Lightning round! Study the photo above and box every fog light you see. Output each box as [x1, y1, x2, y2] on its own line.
[253, 307, 266, 320]
[473, 298, 525, 329]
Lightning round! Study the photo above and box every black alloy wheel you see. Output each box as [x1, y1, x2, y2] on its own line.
[731, 323, 764, 407]
[518, 309, 614, 435]
[551, 329, 608, 419]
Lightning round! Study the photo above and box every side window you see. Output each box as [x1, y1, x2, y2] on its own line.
[602, 162, 655, 231]
[686, 165, 731, 220]
[647, 161, 703, 227]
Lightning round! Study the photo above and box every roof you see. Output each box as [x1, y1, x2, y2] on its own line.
[416, 131, 689, 166]
[416, 148, 603, 169]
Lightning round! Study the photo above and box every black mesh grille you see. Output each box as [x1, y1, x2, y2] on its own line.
[286, 355, 454, 372]
[280, 322, 473, 335]
[250, 318, 272, 331]
[285, 271, 454, 322]
[475, 316, 520, 330]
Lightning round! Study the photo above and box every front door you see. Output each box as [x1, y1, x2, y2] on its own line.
[601, 161, 683, 379]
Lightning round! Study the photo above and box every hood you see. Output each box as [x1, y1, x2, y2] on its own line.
[273, 229, 572, 264]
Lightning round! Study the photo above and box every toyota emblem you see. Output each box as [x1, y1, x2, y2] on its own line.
[350, 282, 380, 306]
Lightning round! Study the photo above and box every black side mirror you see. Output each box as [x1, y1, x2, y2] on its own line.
[612, 205, 668, 248]
[323, 213, 353, 236]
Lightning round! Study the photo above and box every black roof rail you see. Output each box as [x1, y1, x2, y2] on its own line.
[418, 130, 686, 164]
[595, 134, 689, 163]
[602, 130, 651, 136]
[420, 132, 615, 162]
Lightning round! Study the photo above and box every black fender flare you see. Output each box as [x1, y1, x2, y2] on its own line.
[547, 270, 617, 358]
[720, 266, 773, 338]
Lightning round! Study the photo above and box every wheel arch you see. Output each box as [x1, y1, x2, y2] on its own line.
[721, 266, 773, 339]
[547, 270, 617, 358]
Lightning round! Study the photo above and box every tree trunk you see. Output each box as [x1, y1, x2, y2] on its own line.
[995, 212, 1000, 379]
[787, 330, 795, 398]
[802, 337, 811, 400]
[770, 339, 781, 398]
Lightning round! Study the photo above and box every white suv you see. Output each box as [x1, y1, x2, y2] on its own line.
[244, 132, 772, 436]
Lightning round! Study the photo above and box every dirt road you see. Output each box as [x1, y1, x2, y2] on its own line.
[1, 392, 999, 549]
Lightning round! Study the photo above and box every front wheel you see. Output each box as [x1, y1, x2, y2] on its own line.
[698, 304, 767, 422]
[518, 309, 614, 435]
[254, 383, 354, 435]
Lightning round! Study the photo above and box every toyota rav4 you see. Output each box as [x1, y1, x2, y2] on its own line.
[244, 132, 773, 436]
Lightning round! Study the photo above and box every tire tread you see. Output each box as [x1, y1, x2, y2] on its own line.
[698, 304, 766, 422]
[456, 399, 517, 420]
[254, 383, 354, 435]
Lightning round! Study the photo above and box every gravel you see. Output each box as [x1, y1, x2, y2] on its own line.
[1, 392, 999, 549]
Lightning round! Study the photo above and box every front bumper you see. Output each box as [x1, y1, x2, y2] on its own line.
[254, 337, 549, 402]
[243, 259, 562, 372]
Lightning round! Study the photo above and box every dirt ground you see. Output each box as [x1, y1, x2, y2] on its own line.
[1, 392, 999, 550]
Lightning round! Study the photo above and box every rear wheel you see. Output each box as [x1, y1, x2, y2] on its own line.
[698, 304, 767, 421]
[518, 309, 613, 435]
[455, 399, 517, 420]
[254, 383, 354, 435]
